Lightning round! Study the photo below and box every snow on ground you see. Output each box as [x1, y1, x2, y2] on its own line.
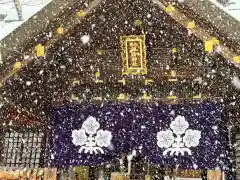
[0, 0, 52, 41]
[209, 0, 240, 22]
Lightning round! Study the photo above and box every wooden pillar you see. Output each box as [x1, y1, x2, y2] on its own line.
[74, 166, 89, 180]
[44, 168, 57, 180]
[207, 170, 222, 180]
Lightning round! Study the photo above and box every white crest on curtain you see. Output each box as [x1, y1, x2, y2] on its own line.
[72, 116, 112, 154]
[157, 115, 201, 156]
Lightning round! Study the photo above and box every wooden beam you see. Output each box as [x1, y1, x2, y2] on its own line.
[13, 0, 23, 21]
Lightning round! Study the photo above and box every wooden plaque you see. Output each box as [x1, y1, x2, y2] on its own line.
[111, 172, 130, 180]
[120, 35, 147, 75]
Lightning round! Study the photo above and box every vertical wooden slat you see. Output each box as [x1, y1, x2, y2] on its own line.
[74, 166, 89, 180]
[44, 168, 57, 180]
[207, 170, 222, 180]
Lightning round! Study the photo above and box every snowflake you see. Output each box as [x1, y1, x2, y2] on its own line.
[72, 116, 112, 154]
[232, 76, 240, 89]
[157, 115, 201, 156]
[81, 35, 90, 44]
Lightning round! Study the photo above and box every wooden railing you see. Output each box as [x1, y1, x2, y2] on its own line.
[0, 168, 56, 180]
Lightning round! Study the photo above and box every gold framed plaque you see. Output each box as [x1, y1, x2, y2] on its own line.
[111, 172, 130, 180]
[120, 35, 147, 75]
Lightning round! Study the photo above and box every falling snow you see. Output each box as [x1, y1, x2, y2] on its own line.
[0, 0, 239, 179]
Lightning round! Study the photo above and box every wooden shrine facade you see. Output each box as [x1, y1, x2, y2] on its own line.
[0, 0, 239, 179]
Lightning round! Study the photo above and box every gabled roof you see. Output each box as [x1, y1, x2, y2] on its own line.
[0, 0, 101, 79]
[0, 0, 240, 121]
[0, 0, 239, 85]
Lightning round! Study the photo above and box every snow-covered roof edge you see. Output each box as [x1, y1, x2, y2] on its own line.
[0, 0, 78, 59]
[0, 0, 52, 41]
[177, 0, 240, 44]
[2, 0, 239, 59]
[208, 0, 240, 23]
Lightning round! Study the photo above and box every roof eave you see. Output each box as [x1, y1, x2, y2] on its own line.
[0, 0, 79, 60]
[176, 0, 240, 44]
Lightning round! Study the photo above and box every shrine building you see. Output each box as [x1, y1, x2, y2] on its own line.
[0, 0, 240, 179]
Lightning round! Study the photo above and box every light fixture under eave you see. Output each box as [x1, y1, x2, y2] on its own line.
[193, 93, 202, 99]
[72, 79, 80, 86]
[94, 79, 103, 83]
[167, 96, 177, 99]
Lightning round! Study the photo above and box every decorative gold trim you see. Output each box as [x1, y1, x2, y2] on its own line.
[57, 27, 64, 35]
[120, 35, 147, 75]
[140, 93, 152, 100]
[167, 96, 177, 99]
[94, 79, 103, 83]
[92, 96, 103, 101]
[168, 78, 178, 82]
[72, 79, 80, 86]
[71, 94, 79, 101]
[117, 93, 128, 100]
[1, 0, 239, 87]
[76, 10, 87, 17]
[193, 93, 202, 99]
[118, 78, 126, 85]
[0, 0, 102, 86]
[145, 79, 153, 85]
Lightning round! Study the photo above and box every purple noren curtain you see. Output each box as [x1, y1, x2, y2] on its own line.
[48, 102, 230, 171]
